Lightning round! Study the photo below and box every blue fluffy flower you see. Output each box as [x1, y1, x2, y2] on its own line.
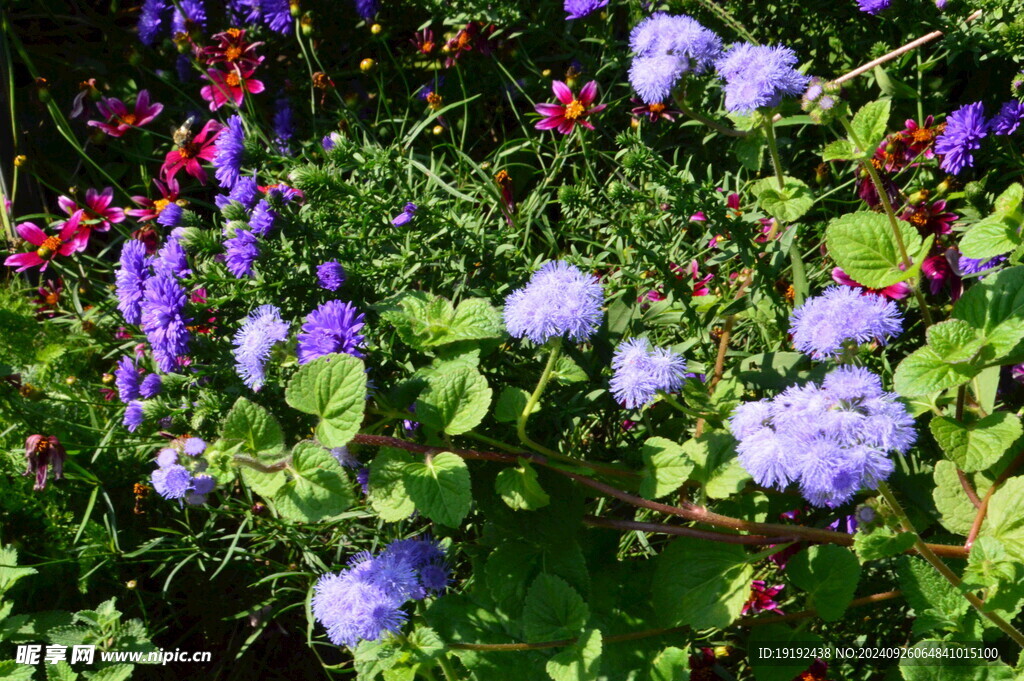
[115, 356, 140, 403]
[564, 0, 608, 20]
[503, 261, 604, 345]
[789, 286, 903, 359]
[214, 115, 245, 189]
[610, 338, 687, 409]
[628, 13, 721, 104]
[140, 373, 162, 398]
[716, 43, 810, 113]
[353, 0, 378, 20]
[151, 463, 192, 499]
[297, 300, 366, 364]
[138, 0, 169, 45]
[124, 400, 145, 432]
[183, 437, 207, 456]
[154, 237, 191, 279]
[224, 229, 260, 278]
[936, 102, 989, 174]
[116, 240, 151, 324]
[140, 274, 191, 372]
[317, 261, 347, 291]
[233, 304, 290, 390]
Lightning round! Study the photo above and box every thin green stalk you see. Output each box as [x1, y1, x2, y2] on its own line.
[436, 653, 461, 681]
[675, 100, 747, 138]
[691, 0, 758, 44]
[762, 117, 806, 305]
[763, 117, 786, 190]
[877, 481, 1024, 647]
[517, 338, 571, 462]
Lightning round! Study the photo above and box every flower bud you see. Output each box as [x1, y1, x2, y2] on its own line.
[13, 155, 27, 167]
[370, 23, 382, 35]
[300, 13, 314, 36]
[290, 0, 301, 17]
[359, 58, 375, 73]
[432, 124, 444, 136]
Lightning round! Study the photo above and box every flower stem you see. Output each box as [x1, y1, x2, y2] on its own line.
[517, 338, 573, 462]
[762, 117, 786, 190]
[675, 100, 748, 138]
[877, 481, 1024, 647]
[436, 653, 460, 681]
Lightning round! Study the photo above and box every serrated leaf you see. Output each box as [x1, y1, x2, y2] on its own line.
[551, 356, 588, 384]
[952, 266, 1024, 359]
[821, 139, 856, 161]
[932, 460, 987, 536]
[368, 448, 417, 522]
[447, 298, 504, 343]
[87, 664, 134, 681]
[639, 437, 694, 500]
[852, 526, 916, 562]
[522, 574, 589, 643]
[684, 431, 749, 499]
[963, 537, 1016, 592]
[495, 463, 550, 511]
[788, 545, 860, 621]
[900, 642, 1015, 679]
[849, 99, 891, 153]
[826, 211, 923, 289]
[751, 176, 814, 223]
[403, 452, 471, 527]
[982, 476, 1024, 563]
[894, 346, 981, 397]
[494, 387, 537, 423]
[546, 628, 601, 681]
[649, 646, 690, 681]
[285, 353, 366, 448]
[959, 215, 1021, 261]
[46, 661, 78, 681]
[0, 660, 34, 681]
[416, 366, 491, 435]
[0, 547, 37, 595]
[930, 413, 1022, 473]
[221, 397, 284, 457]
[239, 465, 286, 498]
[272, 441, 354, 522]
[652, 537, 752, 629]
[898, 556, 970, 636]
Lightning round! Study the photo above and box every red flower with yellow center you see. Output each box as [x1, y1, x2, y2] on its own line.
[4, 213, 84, 272]
[159, 119, 224, 184]
[200, 63, 265, 111]
[535, 80, 607, 134]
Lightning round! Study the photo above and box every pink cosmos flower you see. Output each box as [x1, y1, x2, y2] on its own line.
[127, 177, 180, 223]
[832, 267, 911, 300]
[535, 80, 606, 134]
[160, 119, 224, 184]
[922, 253, 962, 300]
[87, 90, 163, 137]
[742, 580, 785, 616]
[200, 64, 265, 110]
[201, 29, 264, 71]
[4, 214, 84, 272]
[900, 200, 957, 237]
[57, 187, 124, 249]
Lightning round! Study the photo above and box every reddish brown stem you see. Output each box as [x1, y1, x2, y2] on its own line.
[965, 448, 1024, 548]
[957, 468, 982, 509]
[583, 514, 797, 546]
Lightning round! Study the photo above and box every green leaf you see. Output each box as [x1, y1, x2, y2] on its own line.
[494, 387, 537, 423]
[0, 547, 37, 595]
[900, 642, 1015, 680]
[685, 431, 749, 499]
[272, 441, 354, 522]
[545, 628, 602, 681]
[751, 176, 814, 223]
[0, 661, 35, 681]
[649, 647, 690, 681]
[953, 266, 1024, 358]
[239, 465, 286, 498]
[963, 537, 1016, 592]
[403, 452, 472, 527]
[852, 526, 917, 562]
[651, 537, 752, 629]
[378, 293, 503, 349]
[926, 319, 987, 364]
[368, 448, 417, 522]
[821, 139, 856, 161]
[46, 661, 78, 681]
[734, 131, 765, 171]
[894, 346, 981, 397]
[87, 665, 134, 681]
[447, 298, 505, 343]
[930, 413, 1022, 473]
[221, 397, 285, 456]
[959, 215, 1021, 261]
[933, 461, 987, 536]
[994, 183, 1024, 215]
[788, 545, 860, 621]
[285, 354, 366, 448]
[826, 211, 922, 289]
[416, 366, 492, 435]
[522, 574, 589, 643]
[551, 356, 588, 384]
[495, 463, 551, 511]
[898, 556, 970, 636]
[982, 476, 1024, 562]
[849, 99, 891, 153]
[639, 437, 695, 500]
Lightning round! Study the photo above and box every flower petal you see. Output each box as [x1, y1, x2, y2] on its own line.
[578, 80, 598, 104]
[534, 103, 565, 116]
[4, 252, 44, 272]
[551, 80, 574, 105]
[16, 222, 47, 245]
[535, 116, 565, 130]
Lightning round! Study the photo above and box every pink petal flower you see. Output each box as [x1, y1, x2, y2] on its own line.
[16, 222, 47, 245]
[551, 80, 574, 105]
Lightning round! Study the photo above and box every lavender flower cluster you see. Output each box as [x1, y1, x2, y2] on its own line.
[150, 436, 216, 504]
[730, 366, 916, 507]
[503, 261, 604, 345]
[312, 538, 449, 647]
[610, 338, 687, 409]
[789, 286, 903, 360]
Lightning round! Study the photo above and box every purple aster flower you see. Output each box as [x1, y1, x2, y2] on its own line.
[233, 304, 290, 390]
[116, 240, 151, 324]
[124, 400, 145, 432]
[152, 463, 192, 499]
[317, 261, 346, 291]
[273, 97, 294, 154]
[115, 356, 140, 403]
[156, 202, 183, 228]
[224, 228, 260, 278]
[138, 0, 169, 45]
[856, 0, 892, 14]
[935, 0, 948, 8]
[628, 13, 722, 104]
[789, 286, 903, 359]
[356, 466, 370, 495]
[140, 274, 191, 373]
[716, 43, 810, 113]
[214, 115, 245, 189]
[322, 134, 339, 151]
[730, 366, 915, 508]
[936, 102, 989, 174]
[140, 373, 162, 398]
[610, 338, 687, 409]
[183, 437, 207, 456]
[990, 100, 1024, 136]
[565, 0, 608, 20]
[297, 300, 366, 364]
[353, 0, 378, 20]
[215, 175, 259, 211]
[249, 200, 277, 236]
[391, 203, 418, 227]
[503, 261, 604, 345]
[257, 0, 292, 33]
[956, 253, 1008, 277]
[154, 237, 191, 279]
[171, 0, 207, 33]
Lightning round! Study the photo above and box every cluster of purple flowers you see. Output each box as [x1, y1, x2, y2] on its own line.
[628, 13, 722, 104]
[856, 0, 892, 14]
[232, 305, 290, 391]
[138, 0, 207, 46]
[312, 538, 449, 647]
[730, 366, 916, 507]
[716, 43, 810, 113]
[503, 261, 604, 345]
[297, 300, 366, 364]
[789, 286, 903, 360]
[936, 100, 1024, 174]
[564, 0, 608, 20]
[225, 0, 292, 35]
[150, 437, 216, 504]
[610, 338, 687, 409]
[115, 356, 163, 404]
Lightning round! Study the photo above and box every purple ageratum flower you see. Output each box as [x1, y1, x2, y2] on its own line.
[152, 463, 192, 499]
[353, 0, 378, 20]
[788, 286, 903, 359]
[156, 448, 178, 468]
[297, 300, 366, 364]
[610, 338, 687, 409]
[214, 115, 245, 190]
[273, 97, 294, 154]
[140, 274, 191, 372]
[154, 237, 191, 279]
[233, 304, 290, 390]
[317, 261, 346, 291]
[503, 261, 604, 345]
[138, 0, 169, 45]
[391, 203, 418, 226]
[564, 0, 608, 20]
[115, 356, 140, 403]
[183, 437, 207, 456]
[990, 100, 1024, 136]
[215, 175, 259, 211]
[224, 229, 260, 278]
[140, 373, 162, 398]
[628, 13, 722, 104]
[356, 466, 370, 494]
[249, 200, 277, 236]
[716, 43, 810, 113]
[124, 400, 145, 432]
[116, 240, 151, 324]
[729, 366, 916, 508]
[936, 102, 989, 174]
[856, 0, 892, 14]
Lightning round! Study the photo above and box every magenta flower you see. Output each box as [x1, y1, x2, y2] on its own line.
[57, 187, 124, 249]
[87, 90, 163, 137]
[535, 80, 607, 134]
[160, 119, 224, 184]
[672, 260, 713, 296]
[200, 64, 265, 111]
[4, 214, 84, 272]
[201, 29, 264, 71]
[832, 267, 911, 300]
[900, 200, 957, 237]
[127, 177, 181, 223]
[742, 580, 785, 615]
[922, 254, 962, 300]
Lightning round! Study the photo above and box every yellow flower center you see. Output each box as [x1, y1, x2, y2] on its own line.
[909, 211, 929, 227]
[36, 236, 62, 260]
[226, 28, 243, 38]
[911, 128, 934, 144]
[225, 72, 241, 87]
[178, 142, 199, 159]
[225, 46, 242, 61]
[426, 92, 443, 110]
[649, 102, 666, 114]
[153, 198, 171, 214]
[116, 113, 137, 126]
[563, 100, 585, 121]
